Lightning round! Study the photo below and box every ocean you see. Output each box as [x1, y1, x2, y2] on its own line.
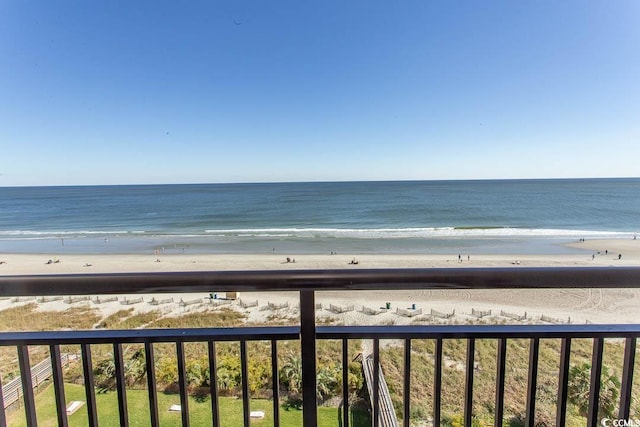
[0, 179, 638, 255]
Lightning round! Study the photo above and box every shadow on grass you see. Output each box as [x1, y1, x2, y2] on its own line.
[339, 405, 371, 427]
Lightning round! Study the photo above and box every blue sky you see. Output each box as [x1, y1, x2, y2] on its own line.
[1, 1, 638, 186]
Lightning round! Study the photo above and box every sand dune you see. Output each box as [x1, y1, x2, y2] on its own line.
[1, 238, 639, 326]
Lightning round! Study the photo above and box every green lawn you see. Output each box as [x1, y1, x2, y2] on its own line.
[8, 383, 370, 427]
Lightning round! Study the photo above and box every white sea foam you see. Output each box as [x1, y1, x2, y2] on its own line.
[0, 230, 140, 238]
[0, 227, 632, 242]
[204, 227, 632, 239]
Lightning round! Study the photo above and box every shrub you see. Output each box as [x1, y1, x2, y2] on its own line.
[442, 414, 483, 427]
[156, 356, 178, 385]
[567, 362, 620, 419]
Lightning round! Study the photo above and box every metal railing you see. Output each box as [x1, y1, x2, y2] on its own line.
[0, 267, 639, 427]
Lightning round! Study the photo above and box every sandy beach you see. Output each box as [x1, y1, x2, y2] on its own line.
[1, 238, 639, 274]
[1, 238, 639, 326]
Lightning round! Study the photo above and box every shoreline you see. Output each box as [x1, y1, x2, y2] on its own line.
[1, 238, 639, 326]
[1, 232, 636, 258]
[0, 238, 639, 275]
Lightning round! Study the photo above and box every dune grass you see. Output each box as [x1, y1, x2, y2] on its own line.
[0, 304, 102, 384]
[0, 303, 100, 332]
[148, 307, 247, 328]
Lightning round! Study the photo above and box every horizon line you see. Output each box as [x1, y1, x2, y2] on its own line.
[1, 176, 639, 189]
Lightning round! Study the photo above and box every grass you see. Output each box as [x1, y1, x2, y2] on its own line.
[0, 303, 100, 331]
[148, 308, 247, 328]
[96, 308, 134, 328]
[97, 309, 163, 329]
[7, 383, 370, 427]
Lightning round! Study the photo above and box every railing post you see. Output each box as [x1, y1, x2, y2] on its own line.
[619, 337, 636, 419]
[525, 338, 540, 427]
[495, 338, 507, 427]
[50, 345, 69, 427]
[434, 338, 442, 427]
[17, 345, 37, 427]
[587, 338, 604, 427]
[271, 340, 281, 427]
[241, 341, 250, 427]
[300, 290, 317, 427]
[342, 338, 350, 427]
[465, 339, 475, 427]
[208, 341, 221, 427]
[113, 343, 129, 427]
[403, 338, 411, 427]
[144, 342, 159, 427]
[177, 341, 190, 427]
[81, 344, 99, 427]
[556, 338, 571, 427]
[373, 339, 380, 427]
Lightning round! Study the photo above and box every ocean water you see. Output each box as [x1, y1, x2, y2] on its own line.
[0, 179, 638, 255]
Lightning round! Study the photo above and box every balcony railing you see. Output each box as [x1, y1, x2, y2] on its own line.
[1, 267, 639, 427]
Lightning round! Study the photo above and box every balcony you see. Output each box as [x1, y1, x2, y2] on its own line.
[1, 267, 639, 427]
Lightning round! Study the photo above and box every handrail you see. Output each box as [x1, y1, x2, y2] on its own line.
[1, 266, 640, 296]
[0, 326, 300, 345]
[317, 323, 640, 339]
